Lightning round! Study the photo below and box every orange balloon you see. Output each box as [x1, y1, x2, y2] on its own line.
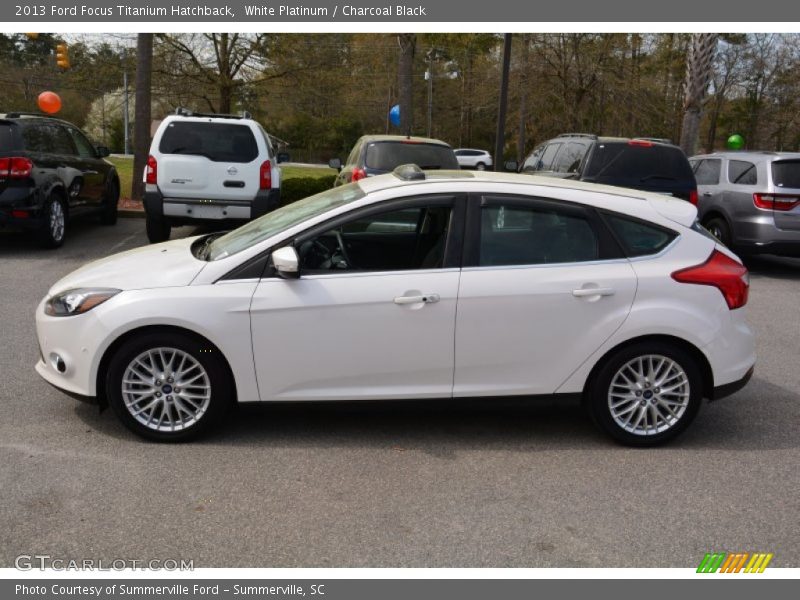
[38, 91, 62, 114]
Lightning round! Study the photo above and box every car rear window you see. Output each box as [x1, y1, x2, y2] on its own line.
[583, 143, 694, 185]
[159, 121, 259, 163]
[0, 123, 15, 151]
[772, 160, 800, 189]
[364, 142, 458, 171]
[605, 213, 677, 257]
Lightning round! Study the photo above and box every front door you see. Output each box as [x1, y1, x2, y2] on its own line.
[250, 195, 465, 401]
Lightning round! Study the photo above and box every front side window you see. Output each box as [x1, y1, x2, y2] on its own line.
[552, 142, 588, 174]
[537, 143, 562, 172]
[159, 122, 259, 163]
[694, 159, 721, 185]
[728, 160, 758, 185]
[478, 201, 599, 266]
[298, 203, 452, 273]
[522, 145, 545, 173]
[66, 127, 97, 158]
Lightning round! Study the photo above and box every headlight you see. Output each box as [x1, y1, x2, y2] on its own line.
[44, 288, 121, 317]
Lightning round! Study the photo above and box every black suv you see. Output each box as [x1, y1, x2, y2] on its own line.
[511, 134, 697, 203]
[0, 113, 119, 247]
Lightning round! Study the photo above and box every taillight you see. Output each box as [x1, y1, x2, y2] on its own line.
[753, 193, 800, 211]
[672, 249, 749, 310]
[689, 189, 698, 205]
[351, 167, 367, 182]
[628, 139, 654, 147]
[259, 160, 272, 190]
[0, 156, 33, 179]
[145, 155, 157, 185]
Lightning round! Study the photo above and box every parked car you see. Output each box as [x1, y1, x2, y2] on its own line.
[511, 133, 697, 203]
[36, 166, 754, 445]
[329, 135, 459, 186]
[689, 151, 800, 256]
[144, 108, 282, 243]
[454, 148, 493, 170]
[0, 112, 118, 247]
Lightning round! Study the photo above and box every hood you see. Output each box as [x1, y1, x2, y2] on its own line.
[47, 236, 207, 296]
[645, 194, 697, 228]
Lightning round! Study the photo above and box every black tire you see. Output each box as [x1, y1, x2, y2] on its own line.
[704, 217, 732, 248]
[100, 179, 119, 226]
[106, 331, 233, 442]
[146, 211, 171, 243]
[586, 341, 703, 447]
[475, 162, 487, 171]
[37, 193, 67, 249]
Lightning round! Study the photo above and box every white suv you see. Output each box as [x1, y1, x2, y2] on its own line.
[144, 109, 282, 243]
[454, 148, 493, 170]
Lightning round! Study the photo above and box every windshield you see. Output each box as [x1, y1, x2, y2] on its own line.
[206, 184, 365, 260]
[365, 142, 458, 171]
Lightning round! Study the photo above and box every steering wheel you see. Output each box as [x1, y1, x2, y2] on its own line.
[334, 230, 354, 269]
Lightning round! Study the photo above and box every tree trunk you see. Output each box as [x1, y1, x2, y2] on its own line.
[517, 35, 529, 164]
[397, 34, 416, 136]
[679, 33, 717, 156]
[131, 33, 153, 202]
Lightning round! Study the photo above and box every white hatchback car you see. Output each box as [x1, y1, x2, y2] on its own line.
[454, 148, 493, 170]
[35, 167, 755, 445]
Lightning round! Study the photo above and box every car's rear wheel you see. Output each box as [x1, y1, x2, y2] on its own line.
[145, 212, 171, 243]
[586, 342, 703, 446]
[704, 217, 732, 248]
[38, 193, 67, 248]
[100, 179, 119, 226]
[106, 332, 232, 442]
[475, 162, 487, 171]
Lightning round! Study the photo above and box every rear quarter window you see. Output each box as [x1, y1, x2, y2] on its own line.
[605, 213, 677, 257]
[159, 121, 259, 163]
[772, 160, 800, 189]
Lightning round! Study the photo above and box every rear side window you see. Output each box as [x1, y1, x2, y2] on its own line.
[728, 160, 757, 185]
[22, 123, 75, 155]
[694, 159, 721, 185]
[772, 160, 800, 189]
[364, 142, 458, 171]
[0, 124, 16, 151]
[583, 143, 694, 184]
[159, 122, 259, 163]
[605, 214, 677, 257]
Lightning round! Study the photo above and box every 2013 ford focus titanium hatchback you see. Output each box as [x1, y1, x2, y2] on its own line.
[35, 167, 755, 446]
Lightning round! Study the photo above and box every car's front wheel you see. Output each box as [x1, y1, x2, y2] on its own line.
[145, 212, 171, 243]
[586, 342, 703, 446]
[106, 332, 232, 442]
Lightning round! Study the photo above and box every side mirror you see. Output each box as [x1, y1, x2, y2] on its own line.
[328, 158, 342, 171]
[276, 152, 290, 164]
[272, 246, 299, 279]
[96, 146, 111, 158]
[504, 160, 519, 172]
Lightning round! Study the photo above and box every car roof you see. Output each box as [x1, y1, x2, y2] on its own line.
[455, 148, 489, 152]
[691, 150, 800, 162]
[358, 134, 451, 146]
[0, 113, 75, 127]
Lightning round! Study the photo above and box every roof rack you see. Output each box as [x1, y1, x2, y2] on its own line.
[393, 164, 426, 181]
[556, 133, 598, 140]
[2, 111, 50, 119]
[634, 137, 672, 144]
[174, 107, 252, 120]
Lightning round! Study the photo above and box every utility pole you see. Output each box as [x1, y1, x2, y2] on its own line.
[494, 34, 512, 171]
[426, 62, 433, 138]
[123, 68, 130, 155]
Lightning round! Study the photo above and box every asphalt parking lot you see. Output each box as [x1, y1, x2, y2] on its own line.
[1, 217, 798, 568]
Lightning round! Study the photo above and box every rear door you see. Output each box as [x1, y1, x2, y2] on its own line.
[156, 120, 262, 201]
[691, 158, 723, 218]
[453, 194, 637, 397]
[770, 159, 800, 231]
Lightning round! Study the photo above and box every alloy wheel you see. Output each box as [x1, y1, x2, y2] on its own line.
[50, 200, 65, 242]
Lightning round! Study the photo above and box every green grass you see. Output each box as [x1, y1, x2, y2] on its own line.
[107, 156, 336, 200]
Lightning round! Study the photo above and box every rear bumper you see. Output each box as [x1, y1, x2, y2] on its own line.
[144, 187, 280, 224]
[0, 188, 45, 230]
[736, 239, 800, 257]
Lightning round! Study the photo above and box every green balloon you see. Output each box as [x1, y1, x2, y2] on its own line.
[727, 134, 744, 150]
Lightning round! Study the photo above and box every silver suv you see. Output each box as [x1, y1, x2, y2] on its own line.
[690, 151, 800, 256]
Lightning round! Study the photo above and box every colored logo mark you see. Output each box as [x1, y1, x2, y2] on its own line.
[697, 552, 774, 573]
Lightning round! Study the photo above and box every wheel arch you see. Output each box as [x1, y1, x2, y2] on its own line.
[582, 334, 714, 402]
[95, 325, 237, 409]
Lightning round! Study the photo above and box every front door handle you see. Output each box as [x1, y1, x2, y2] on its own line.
[572, 287, 615, 297]
[394, 293, 440, 305]
[703, 192, 713, 197]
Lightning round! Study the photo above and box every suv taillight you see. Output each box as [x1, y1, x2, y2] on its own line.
[259, 160, 272, 190]
[689, 189, 698, 205]
[628, 139, 654, 147]
[672, 249, 749, 310]
[351, 167, 366, 182]
[145, 155, 157, 185]
[753, 193, 800, 211]
[0, 157, 33, 179]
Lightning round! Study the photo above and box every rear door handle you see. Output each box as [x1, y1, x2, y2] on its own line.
[703, 192, 713, 197]
[572, 287, 615, 297]
[394, 293, 440, 305]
